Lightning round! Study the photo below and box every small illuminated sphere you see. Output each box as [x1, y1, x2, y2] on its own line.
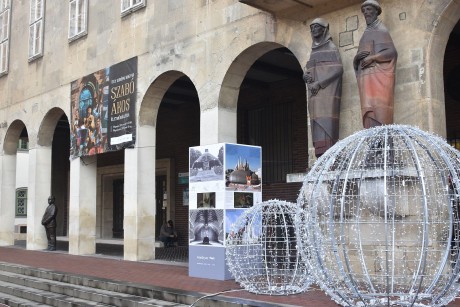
[226, 200, 311, 295]
[296, 125, 460, 306]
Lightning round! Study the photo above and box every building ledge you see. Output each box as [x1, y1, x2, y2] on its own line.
[239, 0, 362, 21]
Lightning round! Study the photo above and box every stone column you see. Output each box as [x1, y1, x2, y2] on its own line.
[201, 108, 237, 145]
[123, 125, 156, 261]
[69, 156, 97, 255]
[26, 146, 52, 250]
[0, 154, 16, 246]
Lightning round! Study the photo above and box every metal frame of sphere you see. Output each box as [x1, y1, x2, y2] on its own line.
[296, 125, 460, 306]
[226, 200, 311, 295]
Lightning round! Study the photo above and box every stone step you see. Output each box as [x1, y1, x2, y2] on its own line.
[0, 264, 189, 307]
[0, 262, 286, 307]
[0, 290, 51, 307]
[0, 279, 112, 306]
[0, 262, 192, 306]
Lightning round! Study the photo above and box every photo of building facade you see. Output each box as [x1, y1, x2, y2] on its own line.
[0, 0, 459, 263]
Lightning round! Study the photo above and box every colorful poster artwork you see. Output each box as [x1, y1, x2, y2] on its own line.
[225, 143, 262, 191]
[197, 192, 216, 208]
[189, 209, 224, 246]
[70, 57, 137, 158]
[233, 192, 254, 208]
[225, 209, 261, 245]
[189, 144, 224, 183]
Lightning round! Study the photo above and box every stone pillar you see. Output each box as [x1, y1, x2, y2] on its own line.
[123, 125, 156, 261]
[0, 154, 16, 246]
[69, 156, 97, 255]
[26, 146, 52, 250]
[201, 108, 237, 145]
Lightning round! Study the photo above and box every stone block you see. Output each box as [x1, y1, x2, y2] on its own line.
[411, 49, 422, 64]
[396, 65, 419, 84]
[339, 31, 354, 47]
[346, 15, 358, 31]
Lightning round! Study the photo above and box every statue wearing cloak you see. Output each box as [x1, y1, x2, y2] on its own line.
[304, 18, 343, 158]
[354, 0, 397, 128]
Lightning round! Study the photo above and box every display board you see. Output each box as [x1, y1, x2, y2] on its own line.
[188, 143, 262, 280]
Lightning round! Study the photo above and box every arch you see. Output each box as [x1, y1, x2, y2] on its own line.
[37, 107, 69, 147]
[4, 120, 27, 155]
[0, 120, 28, 246]
[148, 72, 200, 245]
[425, 0, 460, 136]
[219, 41, 288, 110]
[217, 40, 308, 204]
[139, 70, 190, 127]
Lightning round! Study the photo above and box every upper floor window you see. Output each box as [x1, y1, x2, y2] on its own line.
[121, 0, 145, 16]
[28, 0, 44, 61]
[69, 0, 87, 41]
[0, 0, 11, 75]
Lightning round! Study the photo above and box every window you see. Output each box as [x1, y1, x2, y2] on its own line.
[0, 0, 10, 75]
[16, 188, 27, 217]
[121, 0, 145, 16]
[68, 0, 87, 41]
[28, 0, 44, 61]
[17, 138, 29, 150]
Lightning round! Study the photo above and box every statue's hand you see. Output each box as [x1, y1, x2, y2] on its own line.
[303, 71, 313, 83]
[361, 55, 375, 68]
[308, 82, 320, 96]
[355, 50, 370, 61]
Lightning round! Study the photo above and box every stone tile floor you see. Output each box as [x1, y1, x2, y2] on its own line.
[16, 240, 189, 263]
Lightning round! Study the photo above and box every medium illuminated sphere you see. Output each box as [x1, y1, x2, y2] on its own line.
[296, 125, 460, 306]
[226, 200, 310, 295]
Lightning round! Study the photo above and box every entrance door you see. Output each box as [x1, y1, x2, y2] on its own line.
[156, 175, 166, 239]
[112, 179, 124, 238]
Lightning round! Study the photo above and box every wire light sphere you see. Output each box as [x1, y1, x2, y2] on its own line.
[226, 200, 311, 295]
[296, 125, 460, 306]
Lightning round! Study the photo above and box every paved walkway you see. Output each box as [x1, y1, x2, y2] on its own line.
[0, 245, 459, 307]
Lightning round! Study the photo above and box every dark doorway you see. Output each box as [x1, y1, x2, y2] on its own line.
[112, 179, 124, 238]
[237, 47, 308, 202]
[156, 75, 200, 245]
[156, 175, 167, 239]
[445, 21, 460, 147]
[51, 114, 70, 236]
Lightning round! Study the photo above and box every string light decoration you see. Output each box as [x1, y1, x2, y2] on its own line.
[226, 200, 311, 295]
[296, 125, 460, 306]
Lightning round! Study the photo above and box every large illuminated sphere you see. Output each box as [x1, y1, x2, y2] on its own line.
[296, 125, 460, 306]
[226, 200, 311, 295]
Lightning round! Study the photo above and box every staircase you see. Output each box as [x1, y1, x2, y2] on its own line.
[0, 262, 257, 307]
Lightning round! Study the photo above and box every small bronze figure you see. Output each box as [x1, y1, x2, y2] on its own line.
[354, 0, 397, 128]
[41, 195, 58, 251]
[304, 18, 343, 158]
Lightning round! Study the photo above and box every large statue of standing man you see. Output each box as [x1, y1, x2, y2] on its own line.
[41, 195, 58, 251]
[354, 0, 397, 128]
[304, 18, 343, 158]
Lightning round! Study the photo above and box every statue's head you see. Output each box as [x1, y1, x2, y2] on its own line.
[310, 18, 328, 29]
[361, 1, 381, 25]
[48, 195, 55, 204]
[310, 18, 329, 41]
[361, 0, 382, 14]
[361, 0, 382, 20]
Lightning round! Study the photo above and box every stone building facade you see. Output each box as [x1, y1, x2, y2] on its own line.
[0, 0, 459, 261]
